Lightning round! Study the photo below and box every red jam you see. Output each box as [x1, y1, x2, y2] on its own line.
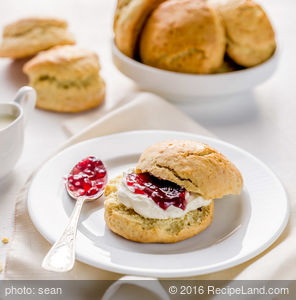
[126, 172, 187, 210]
[66, 156, 107, 197]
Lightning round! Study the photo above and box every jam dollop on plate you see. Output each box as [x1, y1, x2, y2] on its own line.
[66, 156, 107, 197]
[126, 172, 187, 210]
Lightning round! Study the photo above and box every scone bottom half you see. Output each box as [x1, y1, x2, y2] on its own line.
[104, 139, 243, 243]
[104, 174, 214, 243]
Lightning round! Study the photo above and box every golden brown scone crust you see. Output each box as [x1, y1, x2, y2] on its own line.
[114, 0, 166, 58]
[139, 0, 226, 74]
[214, 0, 276, 67]
[0, 17, 75, 59]
[137, 140, 243, 200]
[23, 45, 105, 113]
[104, 176, 214, 243]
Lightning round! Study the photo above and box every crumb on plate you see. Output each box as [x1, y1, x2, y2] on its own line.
[2, 238, 8, 244]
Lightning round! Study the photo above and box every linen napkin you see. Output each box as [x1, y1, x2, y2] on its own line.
[4, 93, 293, 286]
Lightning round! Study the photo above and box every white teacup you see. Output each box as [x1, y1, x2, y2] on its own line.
[0, 86, 36, 179]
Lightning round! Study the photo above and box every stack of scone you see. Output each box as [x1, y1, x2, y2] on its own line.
[0, 17, 105, 112]
[104, 140, 243, 243]
[114, 0, 276, 73]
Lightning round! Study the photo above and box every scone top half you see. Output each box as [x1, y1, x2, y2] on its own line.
[136, 140, 243, 200]
[2, 17, 69, 37]
[23, 45, 101, 82]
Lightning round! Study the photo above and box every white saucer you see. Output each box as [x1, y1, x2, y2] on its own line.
[28, 130, 289, 278]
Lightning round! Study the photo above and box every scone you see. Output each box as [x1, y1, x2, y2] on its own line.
[104, 140, 243, 243]
[0, 17, 75, 59]
[23, 45, 105, 113]
[214, 0, 276, 67]
[114, 0, 166, 58]
[139, 0, 226, 74]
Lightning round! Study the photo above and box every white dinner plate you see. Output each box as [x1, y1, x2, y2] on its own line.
[28, 130, 289, 278]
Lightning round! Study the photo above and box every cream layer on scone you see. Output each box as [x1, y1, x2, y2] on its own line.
[117, 173, 212, 219]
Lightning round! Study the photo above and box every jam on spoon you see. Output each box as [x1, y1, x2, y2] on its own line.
[42, 156, 107, 273]
[66, 156, 107, 197]
[126, 172, 187, 210]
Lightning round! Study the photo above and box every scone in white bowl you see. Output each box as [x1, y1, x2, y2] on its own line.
[112, 41, 278, 102]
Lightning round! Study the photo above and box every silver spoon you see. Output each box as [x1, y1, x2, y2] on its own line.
[42, 156, 107, 272]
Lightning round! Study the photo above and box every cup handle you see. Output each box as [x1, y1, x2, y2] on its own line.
[13, 86, 36, 126]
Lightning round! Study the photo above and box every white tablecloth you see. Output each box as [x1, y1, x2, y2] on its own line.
[0, 0, 295, 280]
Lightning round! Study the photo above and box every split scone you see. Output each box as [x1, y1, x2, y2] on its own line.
[23, 45, 105, 113]
[104, 140, 243, 243]
[139, 0, 226, 74]
[0, 17, 75, 59]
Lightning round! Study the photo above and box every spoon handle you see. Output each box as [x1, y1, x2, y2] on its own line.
[42, 196, 86, 272]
